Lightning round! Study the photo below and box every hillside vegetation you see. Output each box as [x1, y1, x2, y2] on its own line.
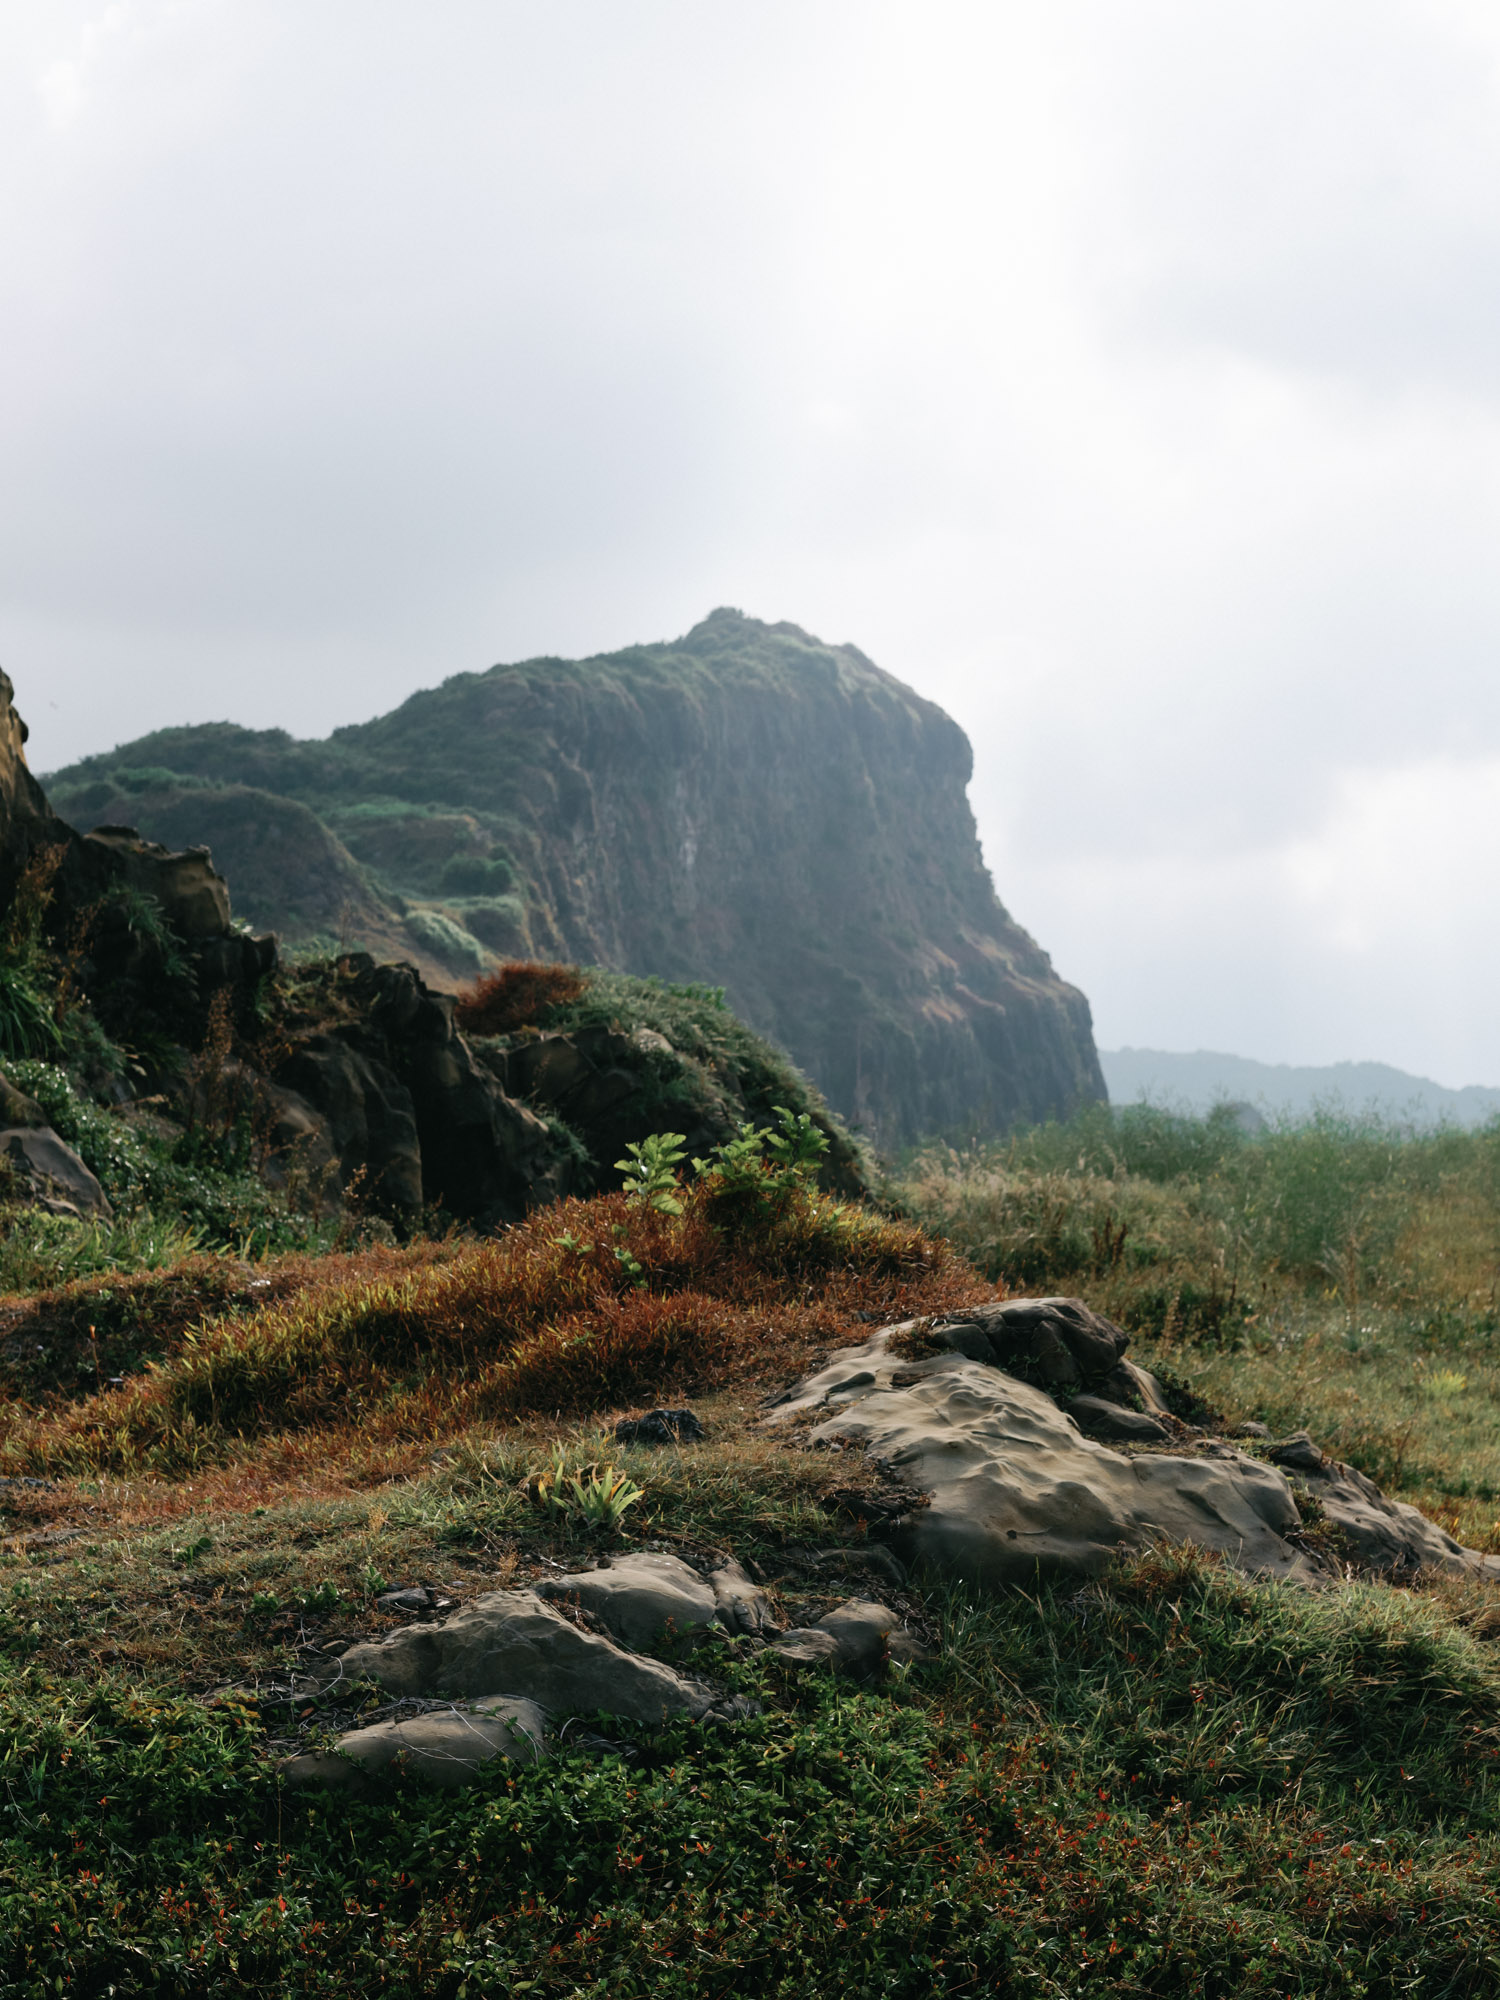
[0, 1084, 1498, 1988]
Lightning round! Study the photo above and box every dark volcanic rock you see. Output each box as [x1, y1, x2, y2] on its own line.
[613, 1409, 705, 1446]
[274, 955, 569, 1227]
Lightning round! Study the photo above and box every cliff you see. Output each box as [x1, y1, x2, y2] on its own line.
[47, 611, 1105, 1146]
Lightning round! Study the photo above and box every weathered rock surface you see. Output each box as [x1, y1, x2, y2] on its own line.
[0, 1126, 111, 1219]
[44, 610, 1107, 1145]
[1269, 1431, 1500, 1579]
[767, 1598, 929, 1675]
[708, 1558, 780, 1637]
[274, 954, 570, 1226]
[323, 1587, 715, 1723]
[534, 1553, 721, 1652]
[776, 1322, 1500, 1587]
[281, 1695, 546, 1792]
[1065, 1394, 1170, 1445]
[774, 1326, 1315, 1585]
[930, 1297, 1131, 1395]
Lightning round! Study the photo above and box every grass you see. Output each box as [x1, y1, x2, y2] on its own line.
[898, 1102, 1500, 1546]
[4, 1097, 1500, 1989]
[4, 1537, 1500, 1993]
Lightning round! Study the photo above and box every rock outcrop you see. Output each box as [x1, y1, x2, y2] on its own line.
[45, 611, 1107, 1147]
[281, 1556, 923, 1791]
[773, 1310, 1500, 1588]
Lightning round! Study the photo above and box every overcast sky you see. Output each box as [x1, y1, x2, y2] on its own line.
[5, 2, 1499, 1086]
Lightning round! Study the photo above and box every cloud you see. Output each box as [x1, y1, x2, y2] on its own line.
[3, 0, 1498, 1081]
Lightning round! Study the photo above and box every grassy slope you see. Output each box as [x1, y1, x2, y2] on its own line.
[899, 1104, 1500, 1547]
[3, 1109, 1500, 1990]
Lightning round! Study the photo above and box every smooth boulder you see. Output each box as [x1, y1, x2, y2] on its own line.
[281, 1695, 545, 1792]
[0, 1127, 111, 1219]
[322, 1586, 715, 1723]
[534, 1552, 720, 1651]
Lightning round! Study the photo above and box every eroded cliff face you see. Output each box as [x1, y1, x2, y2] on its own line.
[46, 611, 1105, 1146]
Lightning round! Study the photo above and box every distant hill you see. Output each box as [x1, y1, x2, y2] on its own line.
[1101, 1047, 1500, 1128]
[45, 609, 1105, 1148]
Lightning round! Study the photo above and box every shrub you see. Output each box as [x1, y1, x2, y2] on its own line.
[454, 959, 586, 1035]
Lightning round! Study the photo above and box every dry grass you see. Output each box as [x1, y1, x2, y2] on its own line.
[0, 1184, 981, 1503]
[452, 959, 585, 1036]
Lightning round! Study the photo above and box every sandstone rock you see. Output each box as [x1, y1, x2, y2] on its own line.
[766, 1628, 842, 1669]
[534, 1553, 720, 1651]
[377, 1587, 435, 1614]
[1065, 1394, 1170, 1445]
[1269, 1431, 1500, 1578]
[708, 1558, 780, 1637]
[813, 1599, 901, 1674]
[774, 1327, 1315, 1585]
[766, 1598, 922, 1675]
[930, 1297, 1130, 1395]
[81, 828, 230, 941]
[281, 1695, 545, 1792]
[276, 1034, 423, 1217]
[0, 1127, 111, 1219]
[323, 1587, 714, 1723]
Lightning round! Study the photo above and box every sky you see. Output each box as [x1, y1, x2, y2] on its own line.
[4, 2, 1499, 1087]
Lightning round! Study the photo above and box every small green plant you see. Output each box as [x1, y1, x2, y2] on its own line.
[764, 1105, 830, 1178]
[247, 1590, 282, 1623]
[616, 1131, 688, 1214]
[528, 1446, 644, 1532]
[297, 1580, 341, 1617]
[694, 1106, 830, 1231]
[611, 1224, 647, 1287]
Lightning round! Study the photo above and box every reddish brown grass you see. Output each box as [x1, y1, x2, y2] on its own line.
[0, 1188, 987, 1500]
[453, 959, 586, 1037]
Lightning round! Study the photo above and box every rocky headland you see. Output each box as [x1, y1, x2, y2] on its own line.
[45, 609, 1105, 1148]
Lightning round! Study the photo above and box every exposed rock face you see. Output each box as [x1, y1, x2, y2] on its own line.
[0, 670, 70, 906]
[1267, 1431, 1487, 1577]
[323, 1587, 716, 1723]
[281, 955, 564, 1227]
[774, 1320, 1500, 1587]
[775, 1326, 1316, 1586]
[45, 611, 1106, 1147]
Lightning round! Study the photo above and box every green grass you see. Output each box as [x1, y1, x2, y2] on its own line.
[4, 1533, 1500, 1994]
[5, 1089, 1500, 1990]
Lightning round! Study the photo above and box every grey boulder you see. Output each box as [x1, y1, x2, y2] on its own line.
[0, 1126, 111, 1219]
[281, 1695, 545, 1792]
[774, 1326, 1315, 1585]
[708, 1558, 781, 1636]
[767, 1598, 929, 1675]
[534, 1552, 720, 1651]
[1269, 1431, 1500, 1579]
[322, 1586, 714, 1723]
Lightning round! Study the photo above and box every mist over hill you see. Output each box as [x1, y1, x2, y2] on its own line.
[1102, 1047, 1500, 1128]
[47, 609, 1104, 1148]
